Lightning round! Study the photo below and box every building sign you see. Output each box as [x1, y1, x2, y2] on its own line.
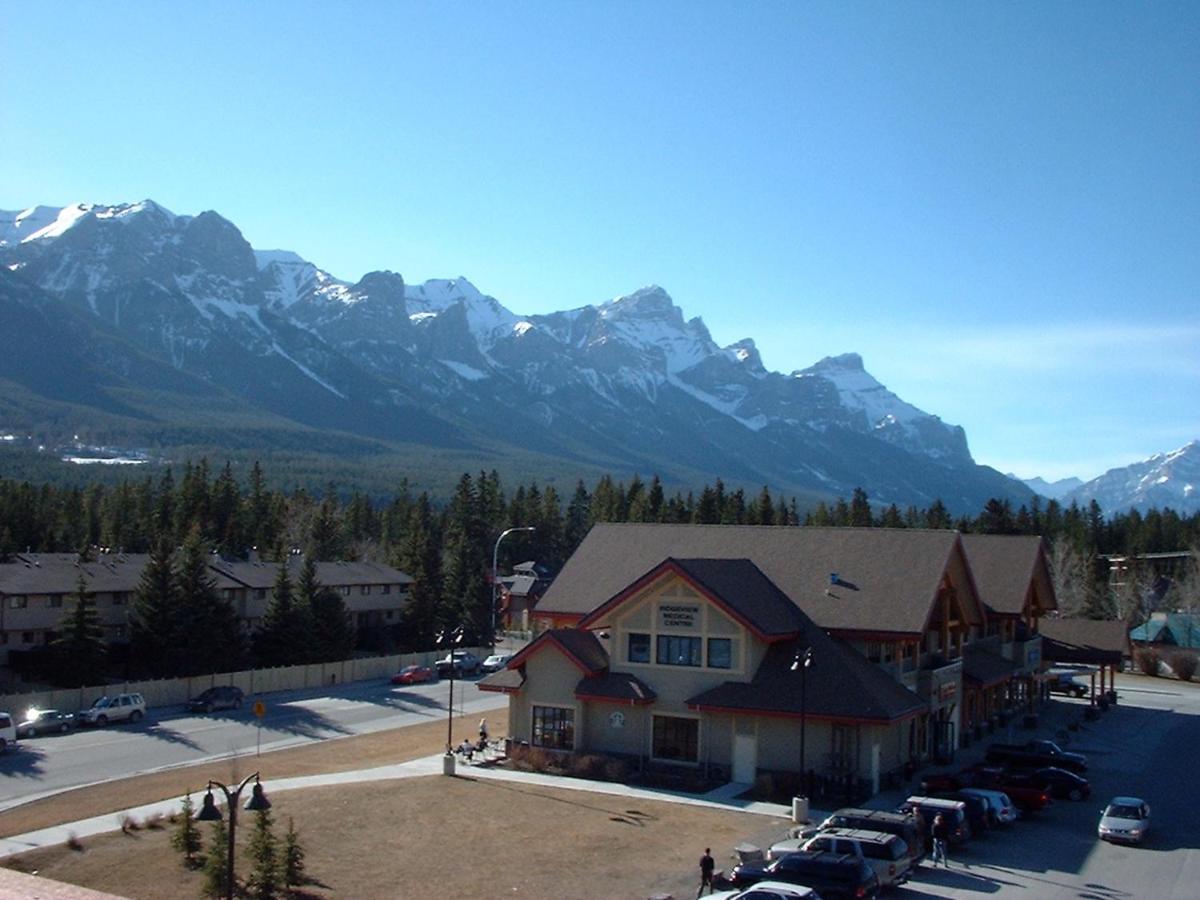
[658, 603, 700, 630]
[938, 682, 957, 702]
[609, 711, 625, 729]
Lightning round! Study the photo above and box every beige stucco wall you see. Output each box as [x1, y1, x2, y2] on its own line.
[511, 644, 585, 747]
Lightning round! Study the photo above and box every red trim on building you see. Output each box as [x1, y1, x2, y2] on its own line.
[506, 632, 603, 676]
[685, 702, 924, 726]
[575, 692, 656, 706]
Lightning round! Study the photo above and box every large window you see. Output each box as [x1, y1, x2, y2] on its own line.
[532, 705, 575, 750]
[657, 634, 701, 667]
[628, 632, 651, 664]
[707, 638, 733, 669]
[653, 716, 699, 762]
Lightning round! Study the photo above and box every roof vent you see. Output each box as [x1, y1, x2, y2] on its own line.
[830, 573, 838, 585]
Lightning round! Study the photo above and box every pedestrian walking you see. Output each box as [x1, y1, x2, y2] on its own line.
[697, 847, 715, 897]
[932, 813, 949, 867]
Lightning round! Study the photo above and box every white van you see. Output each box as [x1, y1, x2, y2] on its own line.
[0, 711, 16, 751]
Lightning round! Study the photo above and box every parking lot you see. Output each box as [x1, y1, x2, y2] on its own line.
[727, 672, 1200, 899]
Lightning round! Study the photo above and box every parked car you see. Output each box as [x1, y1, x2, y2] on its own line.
[929, 791, 991, 835]
[985, 739, 1088, 773]
[800, 828, 914, 889]
[391, 664, 435, 685]
[186, 686, 245, 713]
[1047, 672, 1088, 698]
[957, 788, 1018, 827]
[725, 850, 879, 898]
[435, 650, 482, 677]
[16, 708, 75, 737]
[970, 768, 1053, 812]
[78, 692, 146, 726]
[0, 712, 15, 751]
[818, 809, 926, 867]
[709, 880, 821, 900]
[1027, 766, 1091, 801]
[1098, 796, 1151, 844]
[480, 653, 513, 673]
[897, 797, 971, 847]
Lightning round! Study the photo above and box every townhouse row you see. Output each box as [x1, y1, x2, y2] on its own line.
[0, 551, 413, 665]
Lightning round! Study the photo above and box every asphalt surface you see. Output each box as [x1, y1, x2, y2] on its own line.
[0, 673, 506, 813]
[848, 673, 1200, 899]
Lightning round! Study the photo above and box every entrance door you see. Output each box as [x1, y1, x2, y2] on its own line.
[732, 733, 756, 784]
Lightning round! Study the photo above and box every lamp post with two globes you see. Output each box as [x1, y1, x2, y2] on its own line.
[195, 772, 271, 900]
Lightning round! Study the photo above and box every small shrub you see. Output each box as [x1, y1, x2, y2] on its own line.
[120, 814, 141, 833]
[1171, 651, 1198, 682]
[604, 758, 630, 783]
[66, 833, 83, 852]
[568, 754, 606, 779]
[144, 813, 166, 830]
[1135, 647, 1161, 676]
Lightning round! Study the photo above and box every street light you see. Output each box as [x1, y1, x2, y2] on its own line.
[436, 626, 465, 772]
[791, 646, 813, 796]
[195, 772, 271, 900]
[492, 526, 535, 651]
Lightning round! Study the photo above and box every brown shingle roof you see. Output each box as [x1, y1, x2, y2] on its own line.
[1040, 617, 1130, 664]
[959, 534, 1050, 616]
[575, 671, 657, 705]
[579, 557, 806, 640]
[507, 628, 609, 675]
[478, 667, 525, 693]
[963, 644, 1019, 687]
[541, 524, 967, 635]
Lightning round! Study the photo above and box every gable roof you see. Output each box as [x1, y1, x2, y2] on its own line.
[1130, 612, 1200, 649]
[1040, 617, 1130, 664]
[541, 524, 969, 635]
[959, 534, 1054, 617]
[579, 557, 807, 641]
[575, 671, 657, 705]
[506, 627, 609, 676]
[687, 636, 926, 723]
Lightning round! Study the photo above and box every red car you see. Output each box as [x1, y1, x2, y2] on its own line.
[391, 665, 435, 685]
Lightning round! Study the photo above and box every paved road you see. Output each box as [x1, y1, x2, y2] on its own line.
[0, 674, 506, 813]
[875, 673, 1200, 899]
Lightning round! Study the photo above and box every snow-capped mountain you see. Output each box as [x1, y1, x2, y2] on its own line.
[1065, 442, 1199, 515]
[0, 200, 1035, 511]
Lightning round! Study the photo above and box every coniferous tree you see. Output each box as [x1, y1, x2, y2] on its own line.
[282, 817, 307, 890]
[564, 481, 592, 548]
[171, 791, 203, 868]
[255, 559, 313, 666]
[201, 818, 232, 899]
[849, 487, 873, 527]
[396, 495, 442, 648]
[53, 573, 107, 686]
[130, 536, 180, 676]
[176, 527, 243, 675]
[244, 807, 281, 900]
[299, 556, 355, 662]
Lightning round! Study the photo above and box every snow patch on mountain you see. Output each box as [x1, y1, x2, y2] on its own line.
[796, 353, 924, 429]
[1066, 440, 1200, 515]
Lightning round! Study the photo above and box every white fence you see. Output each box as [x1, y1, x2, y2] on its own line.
[0, 647, 488, 715]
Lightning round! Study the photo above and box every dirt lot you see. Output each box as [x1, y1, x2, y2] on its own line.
[1, 710, 790, 899]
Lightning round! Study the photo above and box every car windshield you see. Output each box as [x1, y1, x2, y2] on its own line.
[1106, 805, 1141, 819]
[90, 697, 111, 709]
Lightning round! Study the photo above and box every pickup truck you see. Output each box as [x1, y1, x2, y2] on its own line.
[985, 739, 1087, 773]
[435, 650, 482, 677]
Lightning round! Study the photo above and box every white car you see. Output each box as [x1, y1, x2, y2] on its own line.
[710, 880, 821, 900]
[959, 787, 1019, 826]
[78, 692, 146, 726]
[480, 653, 513, 673]
[0, 712, 15, 751]
[1098, 796, 1151, 844]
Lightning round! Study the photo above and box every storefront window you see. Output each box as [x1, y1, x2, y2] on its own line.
[707, 638, 732, 669]
[628, 632, 651, 664]
[532, 706, 574, 750]
[657, 634, 701, 667]
[652, 716, 698, 762]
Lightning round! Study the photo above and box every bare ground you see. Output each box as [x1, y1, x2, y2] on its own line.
[1, 709, 790, 899]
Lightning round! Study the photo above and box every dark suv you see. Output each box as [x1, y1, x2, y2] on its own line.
[727, 850, 880, 898]
[187, 686, 245, 713]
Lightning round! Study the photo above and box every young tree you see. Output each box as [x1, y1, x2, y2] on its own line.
[201, 818, 232, 899]
[282, 817, 307, 890]
[53, 573, 106, 687]
[244, 807, 281, 900]
[171, 791, 203, 868]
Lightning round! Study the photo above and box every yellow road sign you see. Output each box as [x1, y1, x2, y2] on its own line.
[253, 700, 266, 718]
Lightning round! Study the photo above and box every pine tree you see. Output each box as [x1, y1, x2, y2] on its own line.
[299, 556, 355, 662]
[396, 495, 442, 648]
[849, 487, 873, 527]
[564, 481, 592, 549]
[130, 536, 181, 676]
[244, 807, 281, 900]
[281, 816, 307, 890]
[171, 791, 203, 868]
[254, 559, 313, 666]
[53, 573, 107, 687]
[176, 527, 243, 676]
[201, 818, 232, 899]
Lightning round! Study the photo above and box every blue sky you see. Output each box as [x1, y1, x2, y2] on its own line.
[3, 1, 1196, 482]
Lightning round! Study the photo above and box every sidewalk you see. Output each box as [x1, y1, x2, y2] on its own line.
[0, 751, 793, 862]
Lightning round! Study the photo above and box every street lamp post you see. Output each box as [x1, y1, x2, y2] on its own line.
[492, 526, 535, 651]
[437, 626, 464, 771]
[791, 646, 813, 796]
[195, 772, 271, 900]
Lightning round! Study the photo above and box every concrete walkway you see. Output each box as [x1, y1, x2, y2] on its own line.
[0, 751, 795, 861]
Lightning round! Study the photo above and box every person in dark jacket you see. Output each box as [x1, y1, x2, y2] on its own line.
[932, 813, 949, 867]
[697, 847, 715, 896]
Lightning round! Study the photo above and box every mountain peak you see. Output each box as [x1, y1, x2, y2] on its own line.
[808, 352, 865, 372]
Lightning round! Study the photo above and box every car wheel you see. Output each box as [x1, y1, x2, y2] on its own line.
[1068, 788, 1083, 801]
[130, 710, 144, 723]
[235, 699, 243, 710]
[204, 704, 213, 714]
[96, 715, 108, 726]
[60, 723, 70, 733]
